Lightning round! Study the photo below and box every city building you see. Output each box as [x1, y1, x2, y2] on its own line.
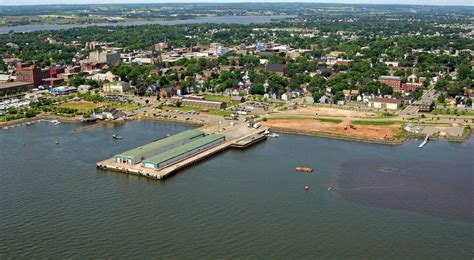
[265, 63, 288, 76]
[181, 98, 227, 109]
[0, 82, 34, 96]
[378, 76, 402, 92]
[414, 100, 435, 112]
[368, 98, 402, 110]
[87, 50, 121, 65]
[102, 81, 130, 95]
[15, 63, 43, 87]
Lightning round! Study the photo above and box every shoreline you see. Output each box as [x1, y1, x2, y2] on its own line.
[2, 113, 471, 145]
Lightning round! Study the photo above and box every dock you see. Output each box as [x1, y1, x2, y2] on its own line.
[97, 125, 269, 180]
[418, 134, 430, 148]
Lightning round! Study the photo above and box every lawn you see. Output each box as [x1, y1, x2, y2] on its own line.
[107, 102, 143, 112]
[351, 120, 399, 126]
[208, 109, 232, 117]
[430, 109, 474, 116]
[317, 118, 342, 124]
[59, 101, 101, 113]
[203, 94, 231, 103]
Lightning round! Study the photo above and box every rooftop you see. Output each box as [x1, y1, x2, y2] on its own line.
[116, 129, 204, 159]
[0, 82, 32, 90]
[143, 134, 224, 165]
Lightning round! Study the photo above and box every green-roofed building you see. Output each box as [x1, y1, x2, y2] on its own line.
[114, 129, 205, 165]
[142, 134, 225, 169]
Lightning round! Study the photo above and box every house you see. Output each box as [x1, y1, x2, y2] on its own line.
[343, 89, 359, 100]
[159, 87, 178, 99]
[368, 98, 401, 110]
[230, 95, 245, 104]
[265, 63, 288, 76]
[415, 100, 435, 112]
[102, 108, 126, 119]
[93, 108, 125, 120]
[281, 93, 288, 101]
[319, 95, 330, 103]
[91, 71, 118, 82]
[102, 81, 130, 95]
[77, 84, 92, 94]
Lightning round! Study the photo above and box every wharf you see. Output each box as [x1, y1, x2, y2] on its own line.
[97, 125, 269, 180]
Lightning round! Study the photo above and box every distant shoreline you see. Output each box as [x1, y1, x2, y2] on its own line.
[0, 15, 295, 34]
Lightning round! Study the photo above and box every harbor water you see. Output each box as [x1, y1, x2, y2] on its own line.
[0, 121, 472, 258]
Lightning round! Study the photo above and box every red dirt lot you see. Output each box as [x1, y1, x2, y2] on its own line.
[263, 119, 401, 140]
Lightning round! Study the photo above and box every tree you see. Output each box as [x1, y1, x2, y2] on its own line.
[466, 98, 472, 107]
[333, 91, 344, 103]
[457, 63, 471, 80]
[380, 85, 394, 96]
[70, 75, 85, 87]
[438, 94, 445, 104]
[312, 91, 323, 102]
[0, 59, 6, 72]
[250, 83, 265, 95]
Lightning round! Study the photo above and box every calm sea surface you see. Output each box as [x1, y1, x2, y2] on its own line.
[0, 121, 472, 258]
[0, 15, 294, 34]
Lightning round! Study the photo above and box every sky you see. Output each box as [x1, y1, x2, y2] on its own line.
[0, 0, 472, 6]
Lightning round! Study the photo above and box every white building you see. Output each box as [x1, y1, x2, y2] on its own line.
[368, 98, 401, 110]
[102, 81, 130, 95]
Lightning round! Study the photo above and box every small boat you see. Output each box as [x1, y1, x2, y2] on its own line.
[296, 167, 313, 173]
[304, 185, 310, 191]
[267, 133, 279, 138]
[2, 127, 8, 130]
[327, 187, 332, 191]
[112, 134, 123, 139]
[55, 141, 59, 144]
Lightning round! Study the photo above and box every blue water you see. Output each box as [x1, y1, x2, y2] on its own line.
[0, 120, 472, 258]
[0, 15, 294, 34]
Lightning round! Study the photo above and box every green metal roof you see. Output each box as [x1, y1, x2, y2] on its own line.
[143, 134, 225, 165]
[116, 129, 204, 158]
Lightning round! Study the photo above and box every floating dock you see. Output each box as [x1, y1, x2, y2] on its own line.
[97, 125, 269, 180]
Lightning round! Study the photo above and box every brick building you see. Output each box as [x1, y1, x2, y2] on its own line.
[15, 63, 43, 87]
[378, 76, 402, 92]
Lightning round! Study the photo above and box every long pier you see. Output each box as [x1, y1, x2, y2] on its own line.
[97, 125, 269, 180]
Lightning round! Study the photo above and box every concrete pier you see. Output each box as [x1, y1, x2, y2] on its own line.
[97, 125, 269, 180]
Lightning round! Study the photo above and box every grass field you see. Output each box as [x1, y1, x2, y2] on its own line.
[0, 115, 5, 122]
[430, 109, 474, 116]
[351, 120, 399, 125]
[107, 102, 143, 112]
[58, 101, 101, 113]
[163, 106, 196, 112]
[208, 109, 232, 116]
[203, 94, 231, 103]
